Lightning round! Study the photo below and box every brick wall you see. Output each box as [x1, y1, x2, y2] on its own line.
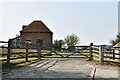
[20, 32, 52, 49]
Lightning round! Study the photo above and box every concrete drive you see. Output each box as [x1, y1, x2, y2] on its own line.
[2, 58, 118, 79]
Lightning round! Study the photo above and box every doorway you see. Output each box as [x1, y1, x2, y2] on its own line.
[36, 39, 43, 46]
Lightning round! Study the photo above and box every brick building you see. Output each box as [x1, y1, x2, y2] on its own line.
[20, 20, 53, 49]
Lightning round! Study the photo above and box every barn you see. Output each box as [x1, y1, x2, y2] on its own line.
[20, 20, 53, 49]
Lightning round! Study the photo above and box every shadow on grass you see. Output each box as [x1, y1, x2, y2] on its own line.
[104, 60, 120, 66]
[85, 59, 120, 67]
[2, 58, 42, 75]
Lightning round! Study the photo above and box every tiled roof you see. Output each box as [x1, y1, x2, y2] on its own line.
[20, 20, 53, 33]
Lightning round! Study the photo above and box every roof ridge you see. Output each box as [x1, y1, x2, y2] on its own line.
[20, 20, 53, 33]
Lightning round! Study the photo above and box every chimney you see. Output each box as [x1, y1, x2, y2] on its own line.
[22, 25, 27, 29]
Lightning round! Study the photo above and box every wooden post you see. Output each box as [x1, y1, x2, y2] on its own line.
[113, 49, 115, 59]
[89, 43, 93, 60]
[99, 46, 104, 64]
[7, 39, 12, 64]
[119, 50, 120, 59]
[50, 45, 53, 53]
[26, 43, 28, 62]
[37, 43, 41, 59]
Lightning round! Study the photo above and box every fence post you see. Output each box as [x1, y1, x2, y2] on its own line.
[89, 43, 93, 60]
[113, 49, 115, 59]
[7, 39, 12, 64]
[99, 46, 104, 64]
[37, 43, 41, 59]
[26, 43, 28, 62]
[119, 50, 120, 59]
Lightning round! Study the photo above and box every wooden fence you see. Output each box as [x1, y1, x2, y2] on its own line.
[90, 45, 120, 64]
[67, 44, 120, 64]
[0, 39, 42, 64]
[0, 40, 120, 64]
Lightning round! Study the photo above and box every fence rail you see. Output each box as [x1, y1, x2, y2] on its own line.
[0, 40, 120, 64]
[0, 41, 8, 43]
[0, 46, 8, 48]
[0, 39, 43, 64]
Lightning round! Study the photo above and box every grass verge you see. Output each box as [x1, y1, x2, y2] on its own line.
[2, 57, 42, 75]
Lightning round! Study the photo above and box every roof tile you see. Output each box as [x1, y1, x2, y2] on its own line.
[20, 20, 53, 33]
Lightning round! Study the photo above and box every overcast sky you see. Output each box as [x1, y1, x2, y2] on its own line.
[0, 0, 119, 45]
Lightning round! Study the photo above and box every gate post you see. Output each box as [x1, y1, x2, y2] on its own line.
[113, 49, 115, 59]
[50, 45, 53, 53]
[36, 43, 41, 59]
[26, 43, 29, 62]
[89, 43, 93, 60]
[99, 45, 104, 64]
[119, 50, 120, 59]
[7, 39, 12, 64]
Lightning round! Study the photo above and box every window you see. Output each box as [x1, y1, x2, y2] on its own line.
[26, 40, 32, 44]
